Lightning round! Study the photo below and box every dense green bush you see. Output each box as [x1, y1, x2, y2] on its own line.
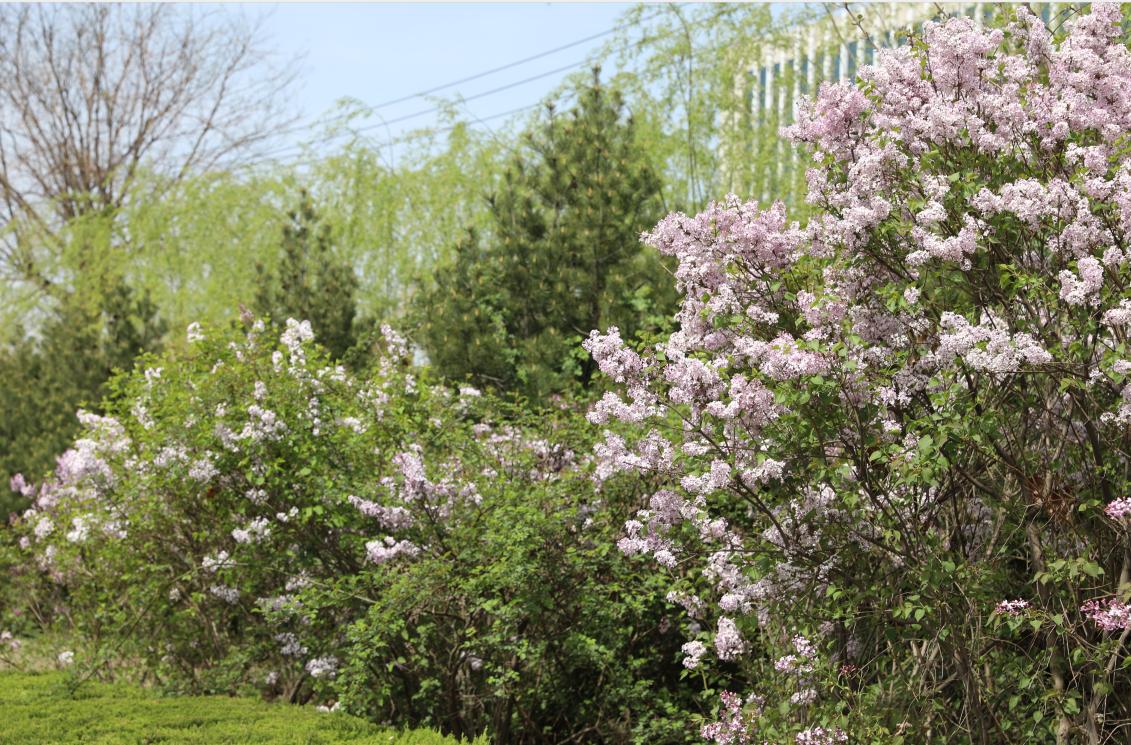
[8, 317, 716, 743]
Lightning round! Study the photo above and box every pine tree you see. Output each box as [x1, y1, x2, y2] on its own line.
[417, 70, 675, 399]
[255, 191, 361, 361]
[0, 283, 165, 517]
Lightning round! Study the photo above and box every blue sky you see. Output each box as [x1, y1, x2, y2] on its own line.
[242, 3, 640, 158]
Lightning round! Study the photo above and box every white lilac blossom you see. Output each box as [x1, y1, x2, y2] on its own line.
[187, 456, 219, 482]
[305, 656, 338, 679]
[202, 551, 233, 574]
[337, 416, 367, 434]
[714, 617, 746, 661]
[232, 517, 272, 544]
[365, 537, 421, 564]
[65, 516, 91, 543]
[681, 640, 707, 669]
[33, 517, 53, 540]
[274, 632, 307, 657]
[795, 727, 848, 745]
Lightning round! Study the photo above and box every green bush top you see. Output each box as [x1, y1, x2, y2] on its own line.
[0, 672, 472, 745]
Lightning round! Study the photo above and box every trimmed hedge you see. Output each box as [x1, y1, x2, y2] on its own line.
[0, 672, 472, 744]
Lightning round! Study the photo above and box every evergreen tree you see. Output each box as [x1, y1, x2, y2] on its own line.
[256, 191, 362, 361]
[0, 283, 165, 518]
[417, 70, 675, 399]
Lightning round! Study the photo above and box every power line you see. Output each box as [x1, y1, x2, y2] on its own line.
[242, 95, 572, 175]
[240, 6, 684, 169]
[369, 25, 627, 110]
[244, 55, 596, 166]
[362, 57, 592, 132]
[264, 7, 667, 145]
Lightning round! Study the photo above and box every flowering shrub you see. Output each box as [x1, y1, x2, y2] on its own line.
[588, 6, 1131, 743]
[8, 316, 711, 742]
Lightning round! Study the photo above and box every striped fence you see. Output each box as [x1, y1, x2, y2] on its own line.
[723, 3, 1072, 206]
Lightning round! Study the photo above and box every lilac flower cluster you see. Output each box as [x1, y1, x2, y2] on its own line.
[1104, 498, 1131, 520]
[700, 691, 759, 745]
[1081, 599, 1131, 632]
[994, 599, 1031, 617]
[582, 5, 1131, 739]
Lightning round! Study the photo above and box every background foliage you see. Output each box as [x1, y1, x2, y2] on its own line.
[415, 73, 676, 400]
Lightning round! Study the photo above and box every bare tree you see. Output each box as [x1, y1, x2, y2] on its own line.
[0, 4, 297, 294]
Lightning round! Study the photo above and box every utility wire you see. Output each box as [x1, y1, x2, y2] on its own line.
[358, 57, 590, 131]
[244, 55, 595, 166]
[369, 25, 630, 110]
[240, 6, 684, 169]
[242, 96, 571, 174]
[262, 7, 668, 145]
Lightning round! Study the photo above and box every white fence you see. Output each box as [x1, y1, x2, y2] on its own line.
[726, 3, 1072, 204]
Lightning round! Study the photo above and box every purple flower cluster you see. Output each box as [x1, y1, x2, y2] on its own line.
[1081, 598, 1131, 632]
[994, 599, 1031, 617]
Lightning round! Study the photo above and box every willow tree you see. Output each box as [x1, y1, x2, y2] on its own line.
[0, 3, 296, 304]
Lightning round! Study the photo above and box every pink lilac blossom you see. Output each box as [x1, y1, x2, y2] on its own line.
[775, 635, 817, 675]
[936, 312, 1052, 372]
[1104, 498, 1131, 520]
[700, 691, 758, 745]
[1103, 300, 1131, 327]
[1081, 599, 1131, 632]
[994, 599, 1031, 616]
[583, 327, 647, 384]
[579, 9, 1131, 702]
[348, 495, 415, 530]
[1058, 256, 1105, 306]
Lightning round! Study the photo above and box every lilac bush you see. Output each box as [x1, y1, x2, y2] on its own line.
[8, 316, 710, 742]
[588, 6, 1131, 743]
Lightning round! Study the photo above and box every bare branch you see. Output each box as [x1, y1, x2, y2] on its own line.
[0, 4, 299, 295]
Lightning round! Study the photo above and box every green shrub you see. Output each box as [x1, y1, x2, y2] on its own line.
[8, 317, 712, 743]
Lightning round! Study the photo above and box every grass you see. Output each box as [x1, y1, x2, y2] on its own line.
[0, 671, 469, 745]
